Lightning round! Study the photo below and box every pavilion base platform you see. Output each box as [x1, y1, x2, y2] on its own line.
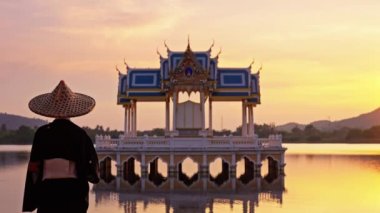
[96, 134, 286, 192]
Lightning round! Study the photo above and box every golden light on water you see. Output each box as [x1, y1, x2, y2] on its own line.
[279, 154, 380, 213]
[88, 144, 380, 212]
[286, 143, 380, 155]
[1, 145, 380, 212]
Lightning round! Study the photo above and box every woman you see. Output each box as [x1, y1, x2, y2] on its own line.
[22, 81, 100, 213]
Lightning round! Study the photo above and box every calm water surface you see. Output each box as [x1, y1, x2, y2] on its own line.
[1, 144, 380, 213]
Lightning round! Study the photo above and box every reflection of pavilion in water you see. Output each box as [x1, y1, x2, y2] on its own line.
[95, 42, 287, 210]
[93, 174, 285, 213]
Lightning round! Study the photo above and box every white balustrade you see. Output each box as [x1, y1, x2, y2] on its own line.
[95, 134, 283, 150]
[259, 134, 282, 148]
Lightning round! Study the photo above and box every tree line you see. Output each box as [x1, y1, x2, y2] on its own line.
[0, 124, 124, 145]
[0, 124, 35, 144]
[1, 123, 380, 145]
[279, 124, 380, 143]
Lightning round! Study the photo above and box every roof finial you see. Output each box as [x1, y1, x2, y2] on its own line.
[156, 48, 163, 59]
[248, 58, 255, 69]
[124, 58, 130, 71]
[115, 65, 121, 75]
[164, 40, 170, 52]
[257, 63, 263, 75]
[208, 39, 215, 52]
[187, 35, 191, 49]
[215, 47, 222, 59]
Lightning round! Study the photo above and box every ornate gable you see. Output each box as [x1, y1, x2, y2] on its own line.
[169, 45, 209, 86]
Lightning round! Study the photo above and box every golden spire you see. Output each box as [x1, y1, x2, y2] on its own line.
[187, 35, 191, 50]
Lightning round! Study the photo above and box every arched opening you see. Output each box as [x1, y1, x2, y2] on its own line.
[148, 157, 168, 187]
[209, 157, 229, 186]
[122, 157, 141, 185]
[262, 156, 279, 183]
[178, 91, 200, 103]
[237, 157, 255, 184]
[178, 157, 199, 187]
[99, 156, 116, 183]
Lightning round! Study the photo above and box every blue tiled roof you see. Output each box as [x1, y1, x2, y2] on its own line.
[251, 75, 259, 94]
[217, 69, 249, 88]
[128, 69, 161, 89]
[117, 47, 261, 104]
[119, 75, 128, 95]
[209, 59, 217, 80]
[161, 60, 169, 79]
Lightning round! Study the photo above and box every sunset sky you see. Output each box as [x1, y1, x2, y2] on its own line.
[0, 0, 379, 130]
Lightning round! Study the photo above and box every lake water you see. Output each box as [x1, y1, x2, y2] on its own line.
[1, 144, 380, 213]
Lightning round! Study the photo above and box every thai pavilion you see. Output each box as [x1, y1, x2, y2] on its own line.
[95, 42, 286, 193]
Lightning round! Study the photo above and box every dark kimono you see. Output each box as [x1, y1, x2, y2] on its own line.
[22, 119, 99, 213]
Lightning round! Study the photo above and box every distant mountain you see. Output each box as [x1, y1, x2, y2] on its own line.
[276, 108, 380, 132]
[275, 122, 306, 132]
[309, 120, 334, 132]
[335, 108, 380, 129]
[0, 113, 48, 130]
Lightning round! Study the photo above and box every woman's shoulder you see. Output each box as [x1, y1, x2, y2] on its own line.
[34, 123, 52, 134]
[64, 120, 91, 138]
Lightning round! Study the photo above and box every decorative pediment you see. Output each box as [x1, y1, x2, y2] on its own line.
[169, 45, 209, 85]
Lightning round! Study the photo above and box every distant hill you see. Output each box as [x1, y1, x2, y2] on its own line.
[276, 108, 380, 132]
[0, 113, 48, 130]
[275, 122, 306, 132]
[334, 108, 380, 129]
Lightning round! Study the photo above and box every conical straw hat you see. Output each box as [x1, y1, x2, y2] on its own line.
[28, 81, 95, 118]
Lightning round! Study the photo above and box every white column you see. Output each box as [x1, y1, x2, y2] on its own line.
[165, 97, 170, 134]
[248, 105, 254, 136]
[124, 105, 129, 137]
[256, 152, 262, 177]
[133, 101, 137, 137]
[116, 152, 121, 190]
[200, 91, 205, 130]
[280, 152, 285, 175]
[202, 154, 208, 191]
[208, 97, 213, 136]
[231, 153, 236, 190]
[252, 106, 255, 136]
[141, 153, 146, 192]
[242, 101, 247, 136]
[130, 103, 134, 137]
[172, 92, 178, 131]
[169, 153, 174, 190]
[128, 104, 132, 136]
